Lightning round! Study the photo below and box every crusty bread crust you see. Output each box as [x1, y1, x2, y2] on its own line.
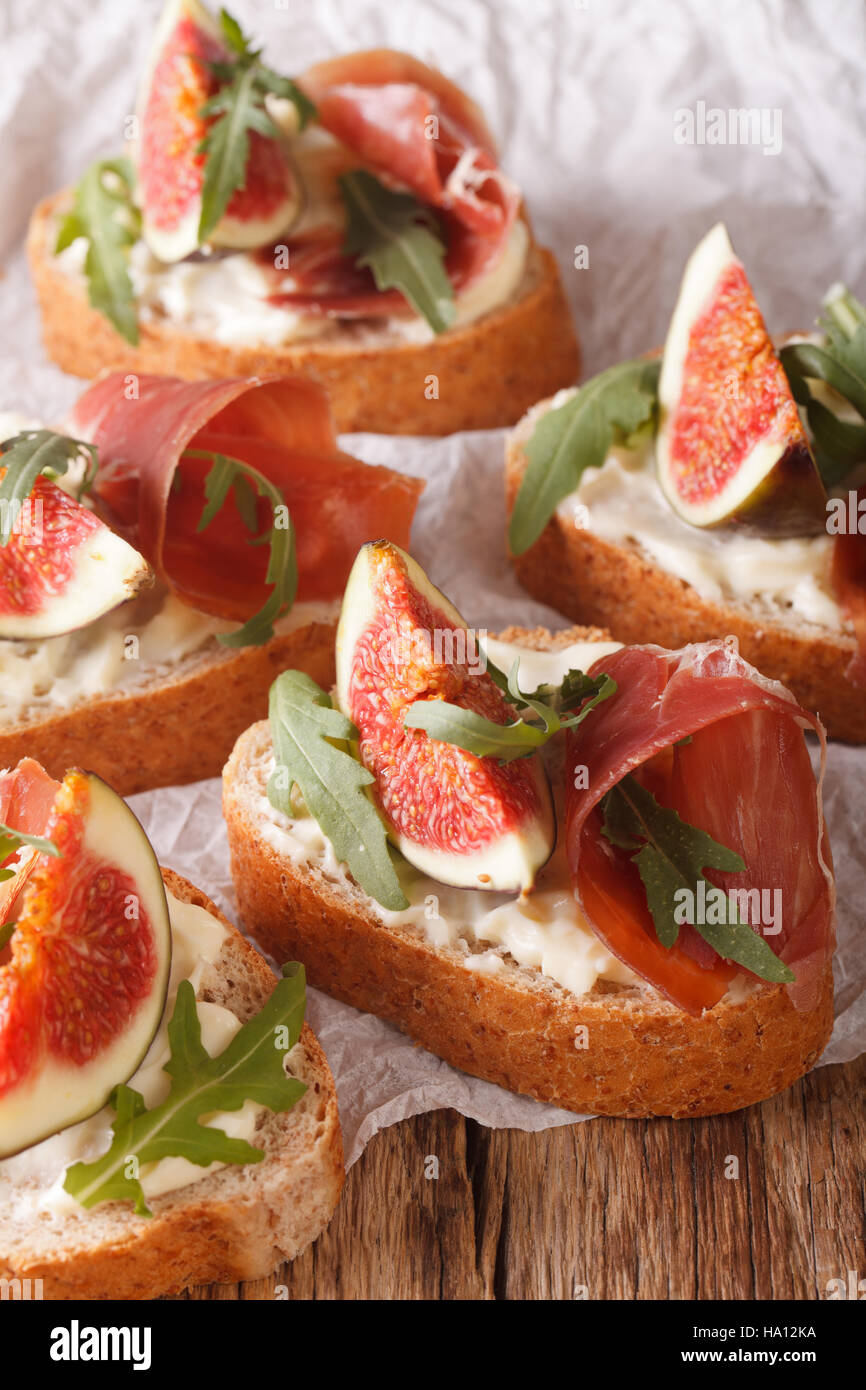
[28, 192, 580, 436]
[222, 627, 834, 1120]
[0, 618, 335, 796]
[0, 868, 344, 1300]
[505, 404, 866, 743]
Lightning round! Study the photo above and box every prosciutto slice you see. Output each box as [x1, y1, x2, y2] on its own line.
[269, 50, 520, 315]
[68, 373, 423, 620]
[566, 640, 835, 1016]
[0, 760, 60, 929]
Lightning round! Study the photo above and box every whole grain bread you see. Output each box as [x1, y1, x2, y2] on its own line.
[504, 400, 864, 742]
[0, 617, 335, 796]
[28, 193, 580, 436]
[0, 868, 344, 1300]
[222, 626, 834, 1120]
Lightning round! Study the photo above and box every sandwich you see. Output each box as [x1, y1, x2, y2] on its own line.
[0, 372, 421, 793]
[223, 540, 835, 1118]
[506, 223, 866, 741]
[28, 0, 580, 436]
[0, 757, 342, 1299]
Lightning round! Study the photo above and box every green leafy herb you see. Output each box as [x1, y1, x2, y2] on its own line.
[0, 430, 98, 544]
[0, 821, 65, 967]
[0, 822, 60, 881]
[780, 286, 866, 488]
[197, 8, 315, 244]
[63, 962, 308, 1217]
[268, 670, 408, 911]
[339, 169, 456, 334]
[600, 775, 794, 983]
[183, 449, 297, 648]
[55, 157, 140, 345]
[509, 358, 661, 555]
[403, 656, 617, 764]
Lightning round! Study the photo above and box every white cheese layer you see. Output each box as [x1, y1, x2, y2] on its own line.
[105, 219, 529, 348]
[0, 892, 266, 1216]
[548, 388, 840, 631]
[0, 590, 339, 724]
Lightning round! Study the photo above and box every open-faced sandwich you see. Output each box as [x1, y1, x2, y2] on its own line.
[506, 224, 866, 741]
[0, 757, 342, 1299]
[224, 540, 835, 1118]
[28, 0, 579, 435]
[0, 372, 421, 793]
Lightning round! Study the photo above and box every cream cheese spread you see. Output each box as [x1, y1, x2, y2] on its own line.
[0, 589, 339, 725]
[0, 891, 267, 1216]
[547, 387, 841, 631]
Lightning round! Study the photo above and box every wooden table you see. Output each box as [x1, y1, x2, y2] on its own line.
[187, 1052, 865, 1300]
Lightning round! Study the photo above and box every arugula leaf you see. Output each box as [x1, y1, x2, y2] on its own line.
[0, 821, 60, 881]
[339, 170, 456, 334]
[780, 287, 866, 487]
[819, 284, 866, 385]
[63, 962, 308, 1217]
[509, 358, 660, 555]
[55, 157, 140, 345]
[0, 431, 98, 546]
[268, 671, 408, 911]
[183, 449, 297, 648]
[197, 8, 314, 244]
[403, 657, 617, 764]
[0, 816, 60, 951]
[600, 775, 794, 982]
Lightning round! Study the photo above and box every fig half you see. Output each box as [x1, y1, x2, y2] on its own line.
[136, 0, 301, 262]
[656, 223, 826, 535]
[0, 765, 172, 1157]
[336, 541, 555, 893]
[0, 475, 150, 640]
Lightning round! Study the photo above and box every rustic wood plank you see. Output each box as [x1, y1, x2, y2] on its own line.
[182, 1054, 865, 1300]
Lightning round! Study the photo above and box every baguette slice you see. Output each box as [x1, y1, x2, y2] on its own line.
[223, 626, 833, 1120]
[28, 194, 580, 436]
[0, 867, 344, 1301]
[505, 400, 865, 742]
[0, 617, 335, 796]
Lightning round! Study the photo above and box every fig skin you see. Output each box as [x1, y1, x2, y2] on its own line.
[696, 438, 828, 538]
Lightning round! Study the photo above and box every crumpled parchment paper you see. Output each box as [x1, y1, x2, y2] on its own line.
[1, 0, 865, 1163]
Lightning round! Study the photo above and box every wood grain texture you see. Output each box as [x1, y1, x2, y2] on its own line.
[176, 1054, 865, 1301]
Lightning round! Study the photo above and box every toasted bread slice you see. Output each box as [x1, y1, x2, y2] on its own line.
[28, 193, 580, 436]
[222, 626, 833, 1120]
[0, 617, 335, 796]
[505, 401, 865, 743]
[0, 868, 344, 1301]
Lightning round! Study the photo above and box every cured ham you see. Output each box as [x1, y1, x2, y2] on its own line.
[0, 759, 60, 928]
[268, 50, 521, 317]
[299, 51, 515, 236]
[68, 373, 423, 621]
[831, 484, 866, 688]
[566, 640, 835, 1015]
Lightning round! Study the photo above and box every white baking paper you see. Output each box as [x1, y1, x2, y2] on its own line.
[2, 0, 865, 1164]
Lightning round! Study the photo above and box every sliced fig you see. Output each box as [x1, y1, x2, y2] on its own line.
[335, 541, 555, 892]
[137, 0, 301, 262]
[656, 223, 826, 535]
[0, 765, 172, 1158]
[0, 475, 150, 640]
